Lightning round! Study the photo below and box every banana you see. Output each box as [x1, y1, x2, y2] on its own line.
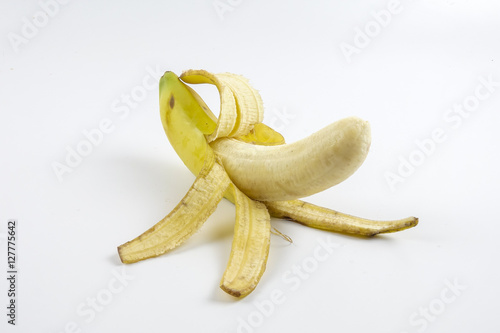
[117, 69, 418, 298]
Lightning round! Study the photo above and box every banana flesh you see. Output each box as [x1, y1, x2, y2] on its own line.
[211, 116, 371, 201]
[117, 69, 418, 298]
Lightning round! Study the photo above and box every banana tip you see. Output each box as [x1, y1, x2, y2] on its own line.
[220, 284, 242, 298]
[117, 245, 128, 264]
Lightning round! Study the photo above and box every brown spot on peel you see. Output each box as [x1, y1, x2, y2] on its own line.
[169, 94, 175, 109]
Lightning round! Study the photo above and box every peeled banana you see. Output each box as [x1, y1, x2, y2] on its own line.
[211, 117, 370, 201]
[117, 69, 418, 298]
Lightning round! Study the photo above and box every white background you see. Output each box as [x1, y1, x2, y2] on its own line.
[1, 0, 499, 332]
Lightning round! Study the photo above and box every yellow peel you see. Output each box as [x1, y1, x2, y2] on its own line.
[236, 123, 285, 146]
[180, 70, 237, 142]
[117, 153, 230, 264]
[216, 73, 264, 137]
[265, 200, 418, 236]
[160, 71, 215, 175]
[220, 184, 271, 297]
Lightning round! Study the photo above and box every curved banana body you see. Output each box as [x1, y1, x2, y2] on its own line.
[211, 117, 370, 201]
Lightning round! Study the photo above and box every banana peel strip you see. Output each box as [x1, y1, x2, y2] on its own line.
[221, 184, 271, 297]
[216, 73, 264, 137]
[265, 200, 418, 237]
[118, 152, 230, 264]
[180, 69, 263, 142]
